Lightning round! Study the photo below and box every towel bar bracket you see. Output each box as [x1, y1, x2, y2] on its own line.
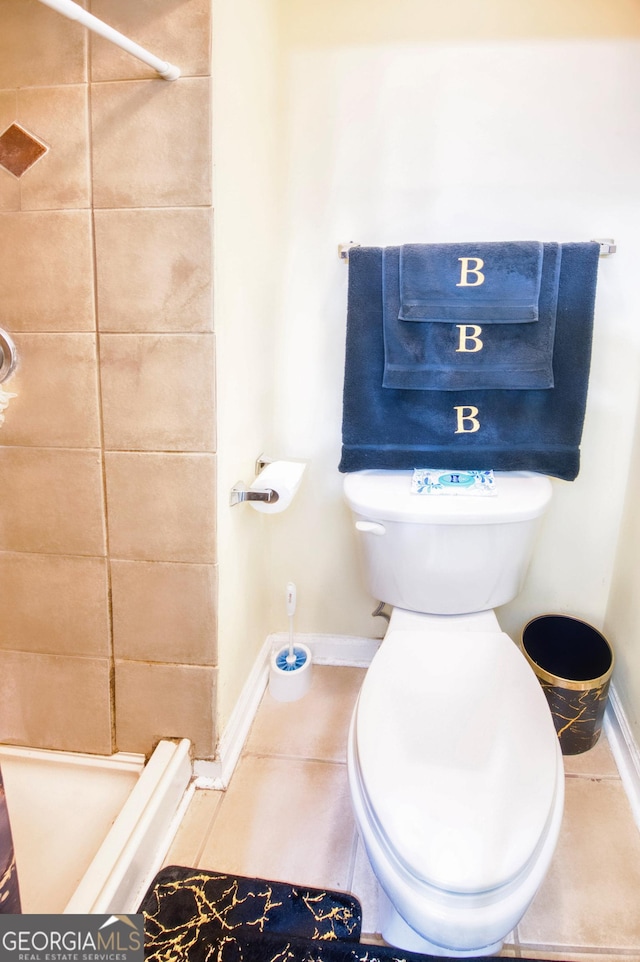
[255, 452, 273, 474]
[339, 242, 360, 260]
[593, 238, 617, 256]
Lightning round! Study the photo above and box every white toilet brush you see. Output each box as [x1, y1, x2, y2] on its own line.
[268, 582, 313, 702]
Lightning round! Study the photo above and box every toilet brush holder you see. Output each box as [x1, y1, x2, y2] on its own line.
[269, 582, 312, 702]
[269, 642, 313, 702]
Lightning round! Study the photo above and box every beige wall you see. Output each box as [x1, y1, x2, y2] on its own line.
[213, 0, 640, 736]
[0, 0, 217, 757]
[262, 3, 640, 642]
[605, 393, 640, 743]
[212, 0, 282, 728]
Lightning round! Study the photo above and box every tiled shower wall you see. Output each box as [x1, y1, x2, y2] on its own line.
[0, 0, 217, 757]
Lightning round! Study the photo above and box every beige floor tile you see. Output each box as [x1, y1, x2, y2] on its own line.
[198, 755, 356, 893]
[561, 730, 619, 778]
[245, 665, 366, 763]
[516, 952, 637, 962]
[518, 777, 640, 952]
[163, 788, 224, 870]
[153, 664, 640, 959]
[350, 838, 380, 937]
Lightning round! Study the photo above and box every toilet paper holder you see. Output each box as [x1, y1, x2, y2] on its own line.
[229, 454, 278, 507]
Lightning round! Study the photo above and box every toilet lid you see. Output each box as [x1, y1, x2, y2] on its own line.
[355, 629, 559, 895]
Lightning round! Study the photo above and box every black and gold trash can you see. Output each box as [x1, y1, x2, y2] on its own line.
[521, 614, 614, 755]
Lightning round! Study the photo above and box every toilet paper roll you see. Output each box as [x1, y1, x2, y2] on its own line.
[249, 460, 306, 513]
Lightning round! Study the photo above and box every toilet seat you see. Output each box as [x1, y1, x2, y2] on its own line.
[355, 628, 559, 896]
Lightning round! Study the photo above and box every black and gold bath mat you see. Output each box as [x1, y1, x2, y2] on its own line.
[140, 866, 553, 962]
[190, 930, 561, 961]
[140, 866, 362, 961]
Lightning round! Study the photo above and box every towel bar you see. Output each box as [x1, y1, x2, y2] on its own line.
[339, 240, 617, 260]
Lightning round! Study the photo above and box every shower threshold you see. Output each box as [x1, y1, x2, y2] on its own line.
[0, 738, 192, 914]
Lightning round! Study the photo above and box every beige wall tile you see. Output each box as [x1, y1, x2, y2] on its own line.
[0, 0, 86, 89]
[198, 755, 356, 890]
[115, 660, 217, 757]
[0, 0, 218, 759]
[105, 452, 216, 563]
[17, 85, 90, 210]
[2, 334, 100, 447]
[0, 165, 20, 212]
[0, 552, 109, 656]
[0, 447, 106, 555]
[0, 650, 112, 754]
[111, 559, 217, 665]
[0, 90, 20, 212]
[0, 211, 95, 332]
[100, 334, 215, 452]
[91, 78, 211, 208]
[94, 208, 213, 333]
[90, 0, 211, 82]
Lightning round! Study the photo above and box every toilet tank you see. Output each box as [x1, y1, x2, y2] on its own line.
[343, 470, 552, 614]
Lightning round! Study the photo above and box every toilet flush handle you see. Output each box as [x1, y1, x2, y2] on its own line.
[355, 520, 386, 536]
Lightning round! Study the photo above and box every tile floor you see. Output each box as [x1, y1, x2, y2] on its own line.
[164, 666, 640, 961]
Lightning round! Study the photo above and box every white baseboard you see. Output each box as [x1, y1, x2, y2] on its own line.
[193, 633, 379, 788]
[604, 683, 640, 832]
[268, 631, 382, 668]
[194, 634, 272, 788]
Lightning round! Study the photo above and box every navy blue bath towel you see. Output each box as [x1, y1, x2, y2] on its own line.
[399, 240, 544, 323]
[383, 243, 561, 390]
[339, 242, 600, 482]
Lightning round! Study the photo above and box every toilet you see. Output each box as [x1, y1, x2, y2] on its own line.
[343, 469, 564, 957]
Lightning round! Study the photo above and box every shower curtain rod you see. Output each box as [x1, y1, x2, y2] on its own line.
[35, 0, 180, 80]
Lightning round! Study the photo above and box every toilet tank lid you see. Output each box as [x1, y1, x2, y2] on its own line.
[343, 470, 552, 524]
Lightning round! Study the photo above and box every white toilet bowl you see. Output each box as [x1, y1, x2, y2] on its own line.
[347, 610, 564, 957]
[342, 469, 562, 955]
